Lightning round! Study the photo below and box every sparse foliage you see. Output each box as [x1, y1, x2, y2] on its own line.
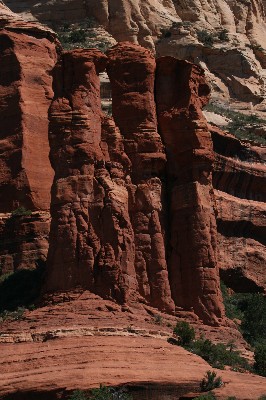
[200, 371, 223, 392]
[254, 344, 266, 377]
[173, 321, 195, 346]
[197, 30, 214, 46]
[10, 207, 32, 217]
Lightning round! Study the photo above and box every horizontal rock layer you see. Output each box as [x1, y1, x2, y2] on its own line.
[211, 126, 266, 292]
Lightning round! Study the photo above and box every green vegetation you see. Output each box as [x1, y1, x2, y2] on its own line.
[56, 18, 111, 52]
[68, 386, 132, 400]
[171, 320, 249, 370]
[69, 390, 88, 400]
[173, 320, 195, 346]
[10, 207, 32, 217]
[217, 29, 229, 42]
[200, 371, 223, 392]
[221, 282, 266, 347]
[197, 30, 214, 47]
[196, 393, 217, 400]
[0, 262, 45, 315]
[204, 103, 266, 145]
[221, 282, 266, 377]
[254, 344, 266, 377]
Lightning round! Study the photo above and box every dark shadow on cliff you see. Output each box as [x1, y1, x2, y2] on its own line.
[0, 261, 45, 312]
[1, 381, 200, 400]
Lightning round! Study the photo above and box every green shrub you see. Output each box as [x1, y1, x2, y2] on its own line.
[204, 103, 266, 145]
[254, 344, 266, 377]
[173, 321, 195, 346]
[69, 390, 88, 400]
[171, 320, 249, 371]
[200, 371, 223, 392]
[196, 393, 217, 400]
[11, 207, 32, 217]
[0, 262, 45, 312]
[258, 396, 266, 400]
[218, 29, 229, 42]
[68, 29, 86, 43]
[197, 30, 214, 47]
[90, 385, 132, 400]
[190, 337, 249, 370]
[240, 294, 266, 346]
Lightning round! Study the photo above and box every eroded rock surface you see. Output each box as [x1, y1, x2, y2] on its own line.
[4, 0, 266, 109]
[44, 43, 225, 325]
[0, 2, 58, 212]
[211, 125, 266, 292]
[155, 57, 224, 325]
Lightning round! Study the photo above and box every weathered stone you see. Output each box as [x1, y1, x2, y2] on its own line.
[0, 2, 58, 211]
[155, 57, 224, 325]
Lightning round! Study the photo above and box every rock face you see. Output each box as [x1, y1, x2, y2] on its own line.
[0, 212, 50, 274]
[211, 126, 266, 292]
[0, 2, 58, 212]
[45, 42, 224, 324]
[4, 0, 266, 110]
[155, 57, 224, 324]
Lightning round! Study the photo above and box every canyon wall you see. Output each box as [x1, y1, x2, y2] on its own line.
[0, 2, 58, 212]
[0, 3, 265, 326]
[0, 3, 56, 274]
[3, 0, 266, 110]
[44, 42, 225, 325]
[210, 125, 266, 292]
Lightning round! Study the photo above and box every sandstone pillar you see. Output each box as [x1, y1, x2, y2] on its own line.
[156, 57, 224, 324]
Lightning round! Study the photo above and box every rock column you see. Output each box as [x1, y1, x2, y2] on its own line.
[156, 57, 224, 324]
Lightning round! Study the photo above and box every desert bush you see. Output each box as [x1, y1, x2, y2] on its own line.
[171, 320, 249, 370]
[204, 103, 266, 145]
[68, 29, 86, 43]
[69, 390, 88, 400]
[10, 207, 32, 217]
[254, 344, 266, 377]
[190, 337, 249, 370]
[173, 321, 195, 346]
[0, 262, 45, 312]
[240, 294, 266, 346]
[90, 385, 132, 400]
[200, 371, 223, 392]
[196, 393, 217, 400]
[197, 30, 214, 46]
[218, 29, 229, 42]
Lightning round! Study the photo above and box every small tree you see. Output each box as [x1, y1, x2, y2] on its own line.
[200, 371, 223, 392]
[173, 321, 195, 346]
[254, 344, 266, 377]
[69, 390, 88, 400]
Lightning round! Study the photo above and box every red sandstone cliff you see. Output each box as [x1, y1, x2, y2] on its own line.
[0, 4, 265, 326]
[0, 2, 58, 212]
[211, 125, 266, 292]
[43, 43, 225, 325]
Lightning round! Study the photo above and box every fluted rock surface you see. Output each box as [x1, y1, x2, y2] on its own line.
[0, 2, 58, 212]
[44, 43, 224, 324]
[155, 57, 224, 324]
